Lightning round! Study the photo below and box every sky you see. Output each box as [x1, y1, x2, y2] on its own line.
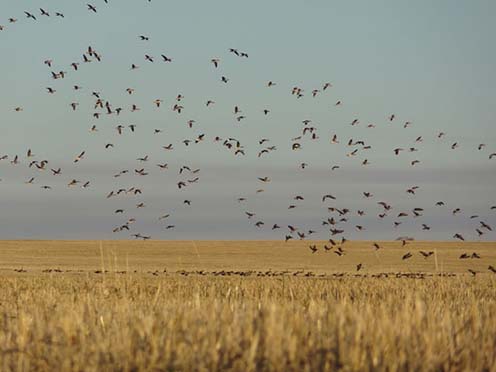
[0, 0, 495, 240]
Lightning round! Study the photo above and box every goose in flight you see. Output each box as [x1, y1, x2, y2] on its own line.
[322, 194, 336, 202]
[24, 11, 37, 20]
[74, 151, 85, 163]
[480, 221, 492, 231]
[323, 82, 332, 90]
[211, 58, 220, 68]
[419, 251, 434, 258]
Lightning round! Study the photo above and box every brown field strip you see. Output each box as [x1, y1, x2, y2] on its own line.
[0, 240, 494, 275]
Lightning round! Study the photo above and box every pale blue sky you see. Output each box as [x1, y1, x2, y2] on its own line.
[0, 0, 495, 240]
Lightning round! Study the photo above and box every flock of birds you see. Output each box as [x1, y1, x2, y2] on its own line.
[1, 2, 495, 274]
[10, 267, 493, 278]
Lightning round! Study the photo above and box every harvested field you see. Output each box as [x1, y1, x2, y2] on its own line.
[0, 240, 495, 275]
[0, 241, 495, 371]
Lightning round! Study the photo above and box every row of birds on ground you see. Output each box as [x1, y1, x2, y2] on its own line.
[1, 2, 495, 274]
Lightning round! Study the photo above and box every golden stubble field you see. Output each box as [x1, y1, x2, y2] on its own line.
[0, 240, 495, 371]
[0, 240, 495, 274]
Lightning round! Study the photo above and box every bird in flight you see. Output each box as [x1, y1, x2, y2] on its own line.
[24, 11, 37, 20]
[211, 58, 220, 68]
[74, 151, 85, 163]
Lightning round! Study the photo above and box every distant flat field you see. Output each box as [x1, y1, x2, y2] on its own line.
[0, 240, 494, 275]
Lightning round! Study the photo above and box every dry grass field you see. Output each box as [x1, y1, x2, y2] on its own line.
[0, 240, 495, 371]
[1, 240, 495, 275]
